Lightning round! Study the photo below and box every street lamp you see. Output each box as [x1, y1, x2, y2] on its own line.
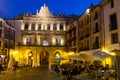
[56, 54, 61, 65]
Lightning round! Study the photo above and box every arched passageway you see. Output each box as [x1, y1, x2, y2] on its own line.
[40, 51, 49, 65]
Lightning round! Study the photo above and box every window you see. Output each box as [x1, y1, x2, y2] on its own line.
[111, 0, 114, 8]
[86, 15, 89, 23]
[38, 24, 41, 30]
[111, 33, 118, 44]
[60, 24, 63, 30]
[109, 13, 117, 30]
[47, 24, 50, 30]
[92, 36, 99, 49]
[95, 22, 99, 33]
[0, 41, 1, 47]
[31, 24, 35, 30]
[81, 20, 83, 28]
[53, 24, 57, 30]
[24, 23, 29, 30]
[0, 21, 2, 27]
[93, 22, 99, 33]
[26, 38, 31, 45]
[0, 29, 2, 37]
[56, 38, 61, 45]
[94, 12, 98, 20]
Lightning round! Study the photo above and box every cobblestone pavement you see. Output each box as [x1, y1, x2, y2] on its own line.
[1, 65, 116, 80]
[0, 65, 57, 80]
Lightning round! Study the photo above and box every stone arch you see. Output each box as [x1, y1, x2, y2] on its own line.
[40, 50, 49, 65]
[18, 48, 31, 66]
[19, 47, 38, 67]
[52, 50, 63, 57]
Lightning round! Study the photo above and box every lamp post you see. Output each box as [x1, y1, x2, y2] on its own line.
[56, 54, 61, 65]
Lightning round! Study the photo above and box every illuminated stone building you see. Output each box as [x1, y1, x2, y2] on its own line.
[7, 4, 66, 67]
[67, 0, 120, 67]
[102, 0, 120, 78]
[67, 0, 120, 66]
[66, 21, 79, 52]
[78, 8, 91, 52]
[0, 17, 15, 64]
[102, 0, 120, 52]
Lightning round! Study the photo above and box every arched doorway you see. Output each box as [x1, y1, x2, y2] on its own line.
[40, 51, 49, 65]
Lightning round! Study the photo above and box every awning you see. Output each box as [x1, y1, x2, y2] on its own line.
[69, 53, 94, 61]
[69, 54, 85, 61]
[69, 50, 113, 61]
[80, 50, 112, 57]
[92, 50, 112, 57]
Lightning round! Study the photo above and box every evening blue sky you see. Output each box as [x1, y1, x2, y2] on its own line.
[0, 0, 102, 18]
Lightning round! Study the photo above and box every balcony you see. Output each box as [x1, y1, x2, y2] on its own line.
[79, 47, 90, 51]
[93, 29, 100, 34]
[109, 25, 118, 31]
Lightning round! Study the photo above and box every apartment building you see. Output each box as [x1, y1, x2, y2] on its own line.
[0, 17, 15, 64]
[102, 0, 120, 52]
[66, 20, 79, 52]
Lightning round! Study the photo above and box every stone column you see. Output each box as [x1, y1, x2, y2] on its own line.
[63, 23, 66, 31]
[57, 23, 59, 31]
[21, 23, 24, 30]
[41, 24, 43, 30]
[35, 23, 38, 30]
[50, 23, 53, 30]
[29, 23, 31, 30]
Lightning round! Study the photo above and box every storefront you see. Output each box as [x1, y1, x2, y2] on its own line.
[0, 51, 8, 68]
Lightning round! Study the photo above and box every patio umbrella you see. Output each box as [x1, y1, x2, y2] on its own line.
[69, 54, 84, 61]
[79, 54, 94, 61]
[92, 50, 112, 58]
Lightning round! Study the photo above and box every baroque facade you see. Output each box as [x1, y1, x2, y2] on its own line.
[7, 4, 67, 67]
